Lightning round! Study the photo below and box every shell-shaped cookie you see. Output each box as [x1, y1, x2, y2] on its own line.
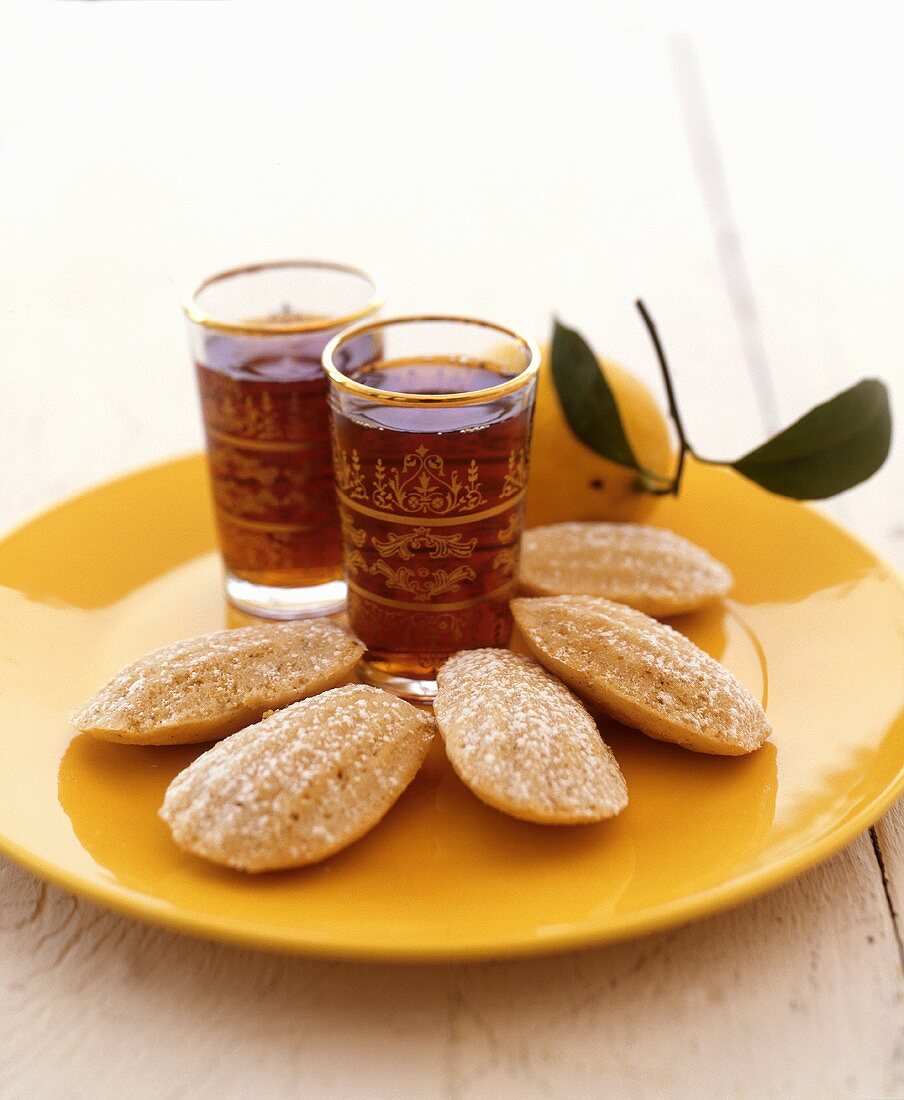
[519, 522, 733, 616]
[71, 620, 365, 745]
[435, 649, 627, 824]
[159, 685, 434, 871]
[511, 596, 770, 756]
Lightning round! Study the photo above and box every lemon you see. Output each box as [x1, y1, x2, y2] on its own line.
[524, 346, 674, 527]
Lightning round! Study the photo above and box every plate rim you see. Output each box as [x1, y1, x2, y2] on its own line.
[1, 452, 902, 963]
[2, 762, 903, 962]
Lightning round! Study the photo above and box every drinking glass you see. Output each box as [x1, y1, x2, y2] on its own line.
[183, 260, 383, 618]
[324, 315, 540, 700]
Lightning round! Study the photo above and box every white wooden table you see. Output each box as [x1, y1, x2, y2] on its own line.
[1, 6, 901, 1097]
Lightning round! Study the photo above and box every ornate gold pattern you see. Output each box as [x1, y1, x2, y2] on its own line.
[340, 511, 367, 548]
[198, 362, 341, 578]
[334, 438, 527, 613]
[371, 527, 477, 561]
[332, 392, 532, 661]
[349, 598, 468, 647]
[345, 548, 368, 575]
[372, 446, 485, 515]
[347, 577, 514, 613]
[369, 561, 477, 601]
[492, 546, 519, 575]
[217, 521, 304, 572]
[211, 447, 279, 486]
[500, 448, 529, 498]
[213, 390, 281, 440]
[200, 376, 331, 443]
[207, 427, 319, 453]
[214, 485, 324, 518]
[209, 443, 330, 518]
[339, 512, 369, 576]
[218, 514, 323, 533]
[498, 509, 520, 544]
[334, 447, 367, 500]
[335, 493, 523, 528]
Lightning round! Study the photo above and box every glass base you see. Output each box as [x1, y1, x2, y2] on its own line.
[357, 660, 438, 704]
[224, 573, 347, 620]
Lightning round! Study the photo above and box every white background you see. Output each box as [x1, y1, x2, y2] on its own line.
[1, 3, 901, 545]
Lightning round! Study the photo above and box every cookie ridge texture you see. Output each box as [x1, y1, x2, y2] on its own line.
[511, 595, 770, 756]
[159, 684, 434, 871]
[519, 522, 733, 616]
[435, 648, 627, 823]
[71, 620, 365, 745]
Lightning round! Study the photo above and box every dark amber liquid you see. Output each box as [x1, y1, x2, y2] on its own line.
[196, 333, 341, 587]
[330, 360, 535, 680]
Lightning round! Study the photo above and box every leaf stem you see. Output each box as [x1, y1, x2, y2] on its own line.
[635, 299, 691, 495]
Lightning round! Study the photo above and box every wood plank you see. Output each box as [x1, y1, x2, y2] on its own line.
[876, 801, 904, 959]
[0, 861, 451, 1099]
[1, 838, 900, 1099]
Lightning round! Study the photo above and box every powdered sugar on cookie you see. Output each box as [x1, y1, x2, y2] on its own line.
[519, 522, 733, 616]
[512, 595, 770, 755]
[435, 649, 627, 823]
[159, 684, 434, 871]
[72, 620, 365, 745]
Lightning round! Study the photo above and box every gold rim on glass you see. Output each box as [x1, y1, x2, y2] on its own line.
[322, 314, 541, 408]
[182, 259, 385, 336]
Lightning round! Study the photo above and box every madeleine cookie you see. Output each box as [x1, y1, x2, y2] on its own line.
[72, 620, 365, 745]
[519, 522, 732, 616]
[511, 596, 770, 756]
[435, 649, 627, 824]
[159, 685, 434, 872]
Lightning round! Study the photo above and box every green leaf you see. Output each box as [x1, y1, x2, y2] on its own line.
[550, 319, 641, 471]
[731, 379, 892, 499]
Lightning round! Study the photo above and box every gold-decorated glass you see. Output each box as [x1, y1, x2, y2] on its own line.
[183, 260, 383, 619]
[324, 315, 540, 700]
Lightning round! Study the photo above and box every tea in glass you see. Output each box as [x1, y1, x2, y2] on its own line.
[324, 316, 539, 699]
[184, 260, 382, 618]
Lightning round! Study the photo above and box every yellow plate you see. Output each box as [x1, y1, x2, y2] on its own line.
[0, 455, 902, 961]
